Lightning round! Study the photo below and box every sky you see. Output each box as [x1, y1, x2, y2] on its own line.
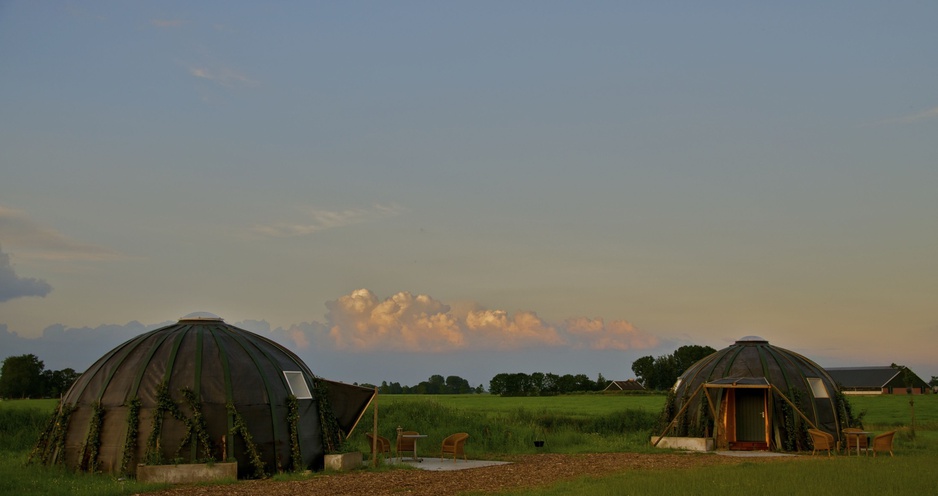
[1, 1, 936, 388]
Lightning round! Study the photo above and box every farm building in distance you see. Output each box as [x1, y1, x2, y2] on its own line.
[825, 366, 930, 395]
[604, 380, 645, 392]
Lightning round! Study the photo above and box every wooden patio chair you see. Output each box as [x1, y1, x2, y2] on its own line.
[396, 430, 418, 461]
[872, 430, 896, 457]
[843, 427, 870, 455]
[365, 433, 391, 459]
[440, 433, 469, 462]
[808, 428, 836, 457]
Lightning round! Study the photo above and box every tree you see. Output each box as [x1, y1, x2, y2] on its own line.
[41, 367, 80, 397]
[631, 345, 716, 391]
[0, 354, 45, 399]
[445, 375, 471, 394]
[489, 373, 509, 395]
[631, 356, 657, 389]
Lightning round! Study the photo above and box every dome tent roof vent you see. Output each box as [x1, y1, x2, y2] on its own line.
[179, 311, 223, 322]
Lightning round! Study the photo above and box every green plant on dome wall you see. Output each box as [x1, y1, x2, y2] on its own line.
[144, 382, 173, 465]
[226, 402, 266, 478]
[119, 397, 141, 475]
[286, 395, 302, 471]
[179, 387, 214, 462]
[28, 401, 77, 466]
[313, 379, 343, 454]
[143, 383, 217, 466]
[76, 401, 104, 472]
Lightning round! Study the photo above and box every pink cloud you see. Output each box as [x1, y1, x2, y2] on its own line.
[316, 289, 659, 353]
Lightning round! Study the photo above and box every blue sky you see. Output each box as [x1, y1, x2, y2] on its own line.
[1, 2, 936, 387]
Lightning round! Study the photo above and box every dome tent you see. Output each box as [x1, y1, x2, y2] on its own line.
[655, 336, 850, 451]
[32, 313, 375, 477]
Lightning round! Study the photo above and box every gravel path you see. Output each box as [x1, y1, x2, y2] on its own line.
[148, 452, 786, 496]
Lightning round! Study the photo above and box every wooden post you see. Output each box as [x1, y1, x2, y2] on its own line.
[372, 387, 378, 467]
[652, 383, 705, 447]
[770, 385, 820, 431]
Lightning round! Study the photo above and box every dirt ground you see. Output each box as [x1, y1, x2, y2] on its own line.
[148, 452, 783, 496]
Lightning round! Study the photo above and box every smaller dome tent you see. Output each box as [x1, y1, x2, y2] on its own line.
[657, 336, 849, 451]
[32, 313, 375, 477]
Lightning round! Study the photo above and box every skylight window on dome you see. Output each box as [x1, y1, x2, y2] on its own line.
[284, 371, 312, 399]
[806, 377, 829, 398]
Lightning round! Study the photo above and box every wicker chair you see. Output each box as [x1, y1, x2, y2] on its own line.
[440, 433, 469, 462]
[843, 427, 870, 455]
[396, 430, 419, 461]
[872, 430, 896, 457]
[366, 433, 391, 459]
[808, 428, 836, 456]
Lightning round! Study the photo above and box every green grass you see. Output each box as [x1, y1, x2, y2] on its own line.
[376, 393, 666, 418]
[841, 393, 937, 454]
[346, 393, 665, 458]
[492, 393, 938, 496]
[848, 393, 938, 428]
[3, 393, 937, 495]
[0, 398, 59, 411]
[0, 400, 168, 496]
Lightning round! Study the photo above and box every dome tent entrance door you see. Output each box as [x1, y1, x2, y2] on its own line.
[703, 378, 772, 451]
[733, 388, 768, 450]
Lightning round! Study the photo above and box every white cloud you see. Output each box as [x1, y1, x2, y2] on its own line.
[563, 317, 660, 351]
[325, 289, 464, 352]
[316, 288, 659, 353]
[464, 308, 564, 349]
[0, 206, 122, 261]
[252, 204, 407, 237]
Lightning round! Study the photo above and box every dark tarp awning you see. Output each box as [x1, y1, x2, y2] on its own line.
[324, 379, 376, 437]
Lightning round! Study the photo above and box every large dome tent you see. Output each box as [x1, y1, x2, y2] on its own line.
[655, 336, 853, 451]
[32, 312, 375, 477]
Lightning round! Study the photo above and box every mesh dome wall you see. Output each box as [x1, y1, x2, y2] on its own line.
[666, 337, 844, 450]
[55, 315, 343, 476]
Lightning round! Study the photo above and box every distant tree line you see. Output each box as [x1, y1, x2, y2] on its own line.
[630, 345, 716, 391]
[365, 374, 485, 395]
[488, 372, 608, 396]
[0, 354, 81, 399]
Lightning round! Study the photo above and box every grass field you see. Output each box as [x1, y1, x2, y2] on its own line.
[494, 393, 938, 496]
[346, 392, 666, 456]
[373, 392, 666, 418]
[0, 399, 169, 496]
[1, 392, 935, 495]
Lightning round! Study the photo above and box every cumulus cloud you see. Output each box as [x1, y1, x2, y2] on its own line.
[252, 204, 407, 237]
[0, 206, 122, 261]
[325, 289, 463, 352]
[563, 317, 660, 351]
[0, 247, 52, 302]
[312, 289, 659, 353]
